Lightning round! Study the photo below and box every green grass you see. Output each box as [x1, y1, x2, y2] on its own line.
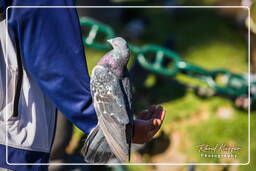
[134, 8, 252, 170]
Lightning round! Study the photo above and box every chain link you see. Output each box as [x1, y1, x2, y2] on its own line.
[80, 17, 115, 50]
[80, 17, 255, 101]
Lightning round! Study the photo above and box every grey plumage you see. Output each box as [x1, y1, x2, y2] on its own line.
[81, 37, 133, 163]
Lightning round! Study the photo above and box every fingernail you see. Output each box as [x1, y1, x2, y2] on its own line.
[161, 110, 165, 120]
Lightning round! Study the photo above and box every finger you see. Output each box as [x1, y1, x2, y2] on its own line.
[149, 105, 159, 113]
[157, 106, 163, 114]
[152, 106, 164, 119]
[145, 116, 164, 143]
[137, 109, 150, 120]
[149, 105, 157, 110]
[142, 106, 158, 120]
[152, 114, 164, 130]
[145, 119, 159, 131]
[143, 119, 162, 143]
[152, 119, 162, 127]
[139, 119, 157, 143]
[145, 110, 153, 120]
[160, 109, 166, 121]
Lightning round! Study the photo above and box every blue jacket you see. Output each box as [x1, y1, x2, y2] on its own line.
[0, 0, 97, 170]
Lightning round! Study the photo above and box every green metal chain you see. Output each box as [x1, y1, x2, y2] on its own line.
[80, 17, 255, 102]
[80, 17, 115, 50]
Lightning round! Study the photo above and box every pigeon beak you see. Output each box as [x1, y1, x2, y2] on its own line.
[107, 39, 113, 45]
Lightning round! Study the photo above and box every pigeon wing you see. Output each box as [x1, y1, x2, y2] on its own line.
[81, 125, 116, 163]
[90, 65, 130, 162]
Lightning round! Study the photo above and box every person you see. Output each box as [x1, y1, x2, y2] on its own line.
[0, 1, 165, 171]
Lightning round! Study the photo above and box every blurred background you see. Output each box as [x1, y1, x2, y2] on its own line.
[49, 0, 256, 171]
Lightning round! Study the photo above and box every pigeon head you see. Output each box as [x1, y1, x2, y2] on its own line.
[107, 37, 130, 61]
[98, 37, 130, 77]
[107, 37, 128, 51]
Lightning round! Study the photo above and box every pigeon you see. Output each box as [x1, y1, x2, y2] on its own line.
[81, 37, 134, 163]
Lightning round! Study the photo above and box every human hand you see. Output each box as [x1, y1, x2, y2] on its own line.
[132, 105, 165, 144]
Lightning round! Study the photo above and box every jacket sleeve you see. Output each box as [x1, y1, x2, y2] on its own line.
[7, 1, 98, 134]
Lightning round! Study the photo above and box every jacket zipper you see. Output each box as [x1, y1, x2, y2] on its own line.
[12, 41, 23, 118]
